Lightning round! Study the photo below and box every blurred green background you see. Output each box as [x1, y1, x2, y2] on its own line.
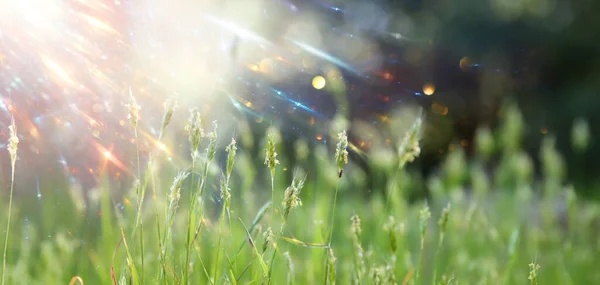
[373, 0, 600, 196]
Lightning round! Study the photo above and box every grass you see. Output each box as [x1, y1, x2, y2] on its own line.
[1, 117, 18, 285]
[1, 99, 599, 285]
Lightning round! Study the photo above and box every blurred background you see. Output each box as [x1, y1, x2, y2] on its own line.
[1, 0, 599, 197]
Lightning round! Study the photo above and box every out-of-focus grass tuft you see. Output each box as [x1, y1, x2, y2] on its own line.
[0, 101, 599, 285]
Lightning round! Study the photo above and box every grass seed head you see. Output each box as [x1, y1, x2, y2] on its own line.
[167, 171, 189, 222]
[444, 148, 467, 185]
[206, 121, 218, 162]
[398, 109, 423, 167]
[334, 130, 349, 177]
[383, 216, 398, 253]
[219, 175, 231, 205]
[439, 203, 451, 235]
[168, 171, 189, 206]
[471, 165, 490, 198]
[125, 88, 141, 129]
[351, 214, 362, 236]
[185, 108, 204, 160]
[541, 135, 565, 183]
[225, 138, 237, 179]
[264, 131, 279, 173]
[350, 214, 365, 282]
[475, 126, 495, 158]
[327, 248, 337, 285]
[7, 116, 18, 166]
[528, 263, 540, 285]
[370, 267, 383, 285]
[571, 117, 590, 153]
[282, 175, 305, 221]
[160, 96, 177, 135]
[500, 103, 524, 152]
[262, 227, 275, 253]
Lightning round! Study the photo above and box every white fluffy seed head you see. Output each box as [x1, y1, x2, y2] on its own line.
[185, 108, 204, 159]
[160, 96, 177, 135]
[125, 88, 141, 129]
[7, 116, 19, 166]
[206, 121, 218, 162]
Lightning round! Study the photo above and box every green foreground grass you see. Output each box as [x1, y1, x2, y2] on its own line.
[1, 100, 599, 285]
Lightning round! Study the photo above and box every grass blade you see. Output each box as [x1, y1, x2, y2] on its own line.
[225, 254, 238, 285]
[280, 236, 329, 248]
[120, 228, 140, 285]
[239, 218, 269, 277]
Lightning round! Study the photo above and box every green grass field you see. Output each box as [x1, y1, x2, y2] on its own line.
[0, 98, 598, 285]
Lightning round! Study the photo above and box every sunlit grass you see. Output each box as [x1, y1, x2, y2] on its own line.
[0, 100, 599, 285]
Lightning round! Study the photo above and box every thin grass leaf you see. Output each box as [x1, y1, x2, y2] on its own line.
[233, 201, 271, 257]
[280, 236, 330, 248]
[225, 254, 238, 285]
[195, 249, 214, 285]
[239, 218, 269, 277]
[110, 236, 124, 285]
[236, 259, 255, 283]
[120, 229, 140, 285]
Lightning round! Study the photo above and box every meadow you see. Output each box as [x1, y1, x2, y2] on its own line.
[0, 96, 598, 285]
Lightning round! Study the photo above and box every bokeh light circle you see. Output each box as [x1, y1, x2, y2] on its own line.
[312, 75, 326, 90]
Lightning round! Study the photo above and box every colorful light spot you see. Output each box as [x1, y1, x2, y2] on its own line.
[423, 83, 436, 96]
[312, 75, 326, 90]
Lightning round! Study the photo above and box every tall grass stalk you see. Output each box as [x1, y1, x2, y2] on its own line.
[183, 158, 197, 284]
[152, 97, 176, 282]
[213, 176, 230, 285]
[265, 131, 279, 220]
[184, 121, 217, 284]
[350, 214, 365, 284]
[213, 138, 236, 285]
[384, 109, 422, 212]
[284, 251, 295, 285]
[432, 203, 451, 285]
[267, 174, 305, 284]
[120, 228, 140, 285]
[415, 203, 431, 284]
[323, 131, 348, 283]
[1, 117, 18, 285]
[183, 108, 204, 285]
[125, 96, 175, 283]
[323, 181, 340, 284]
[327, 131, 348, 245]
[125, 89, 146, 281]
[501, 229, 520, 285]
[384, 216, 399, 283]
[161, 171, 189, 283]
